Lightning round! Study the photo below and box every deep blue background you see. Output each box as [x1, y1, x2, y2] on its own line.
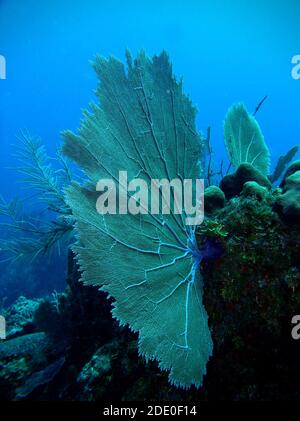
[0, 0, 300, 198]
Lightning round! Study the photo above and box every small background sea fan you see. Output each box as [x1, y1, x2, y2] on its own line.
[223, 103, 270, 175]
[0, 132, 73, 262]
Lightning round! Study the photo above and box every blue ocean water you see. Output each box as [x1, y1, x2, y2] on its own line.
[1, 0, 300, 198]
[0, 0, 300, 299]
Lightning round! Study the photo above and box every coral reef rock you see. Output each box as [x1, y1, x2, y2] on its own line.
[77, 344, 112, 401]
[280, 159, 300, 188]
[204, 186, 226, 214]
[275, 169, 300, 224]
[241, 181, 269, 201]
[4, 296, 41, 339]
[220, 163, 272, 199]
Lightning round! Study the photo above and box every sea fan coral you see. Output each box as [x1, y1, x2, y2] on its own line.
[62, 51, 213, 389]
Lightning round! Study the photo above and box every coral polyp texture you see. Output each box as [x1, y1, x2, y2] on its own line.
[62, 51, 213, 389]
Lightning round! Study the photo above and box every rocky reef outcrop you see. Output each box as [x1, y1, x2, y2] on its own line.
[274, 161, 300, 224]
[204, 186, 225, 215]
[220, 163, 272, 199]
[199, 177, 300, 399]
